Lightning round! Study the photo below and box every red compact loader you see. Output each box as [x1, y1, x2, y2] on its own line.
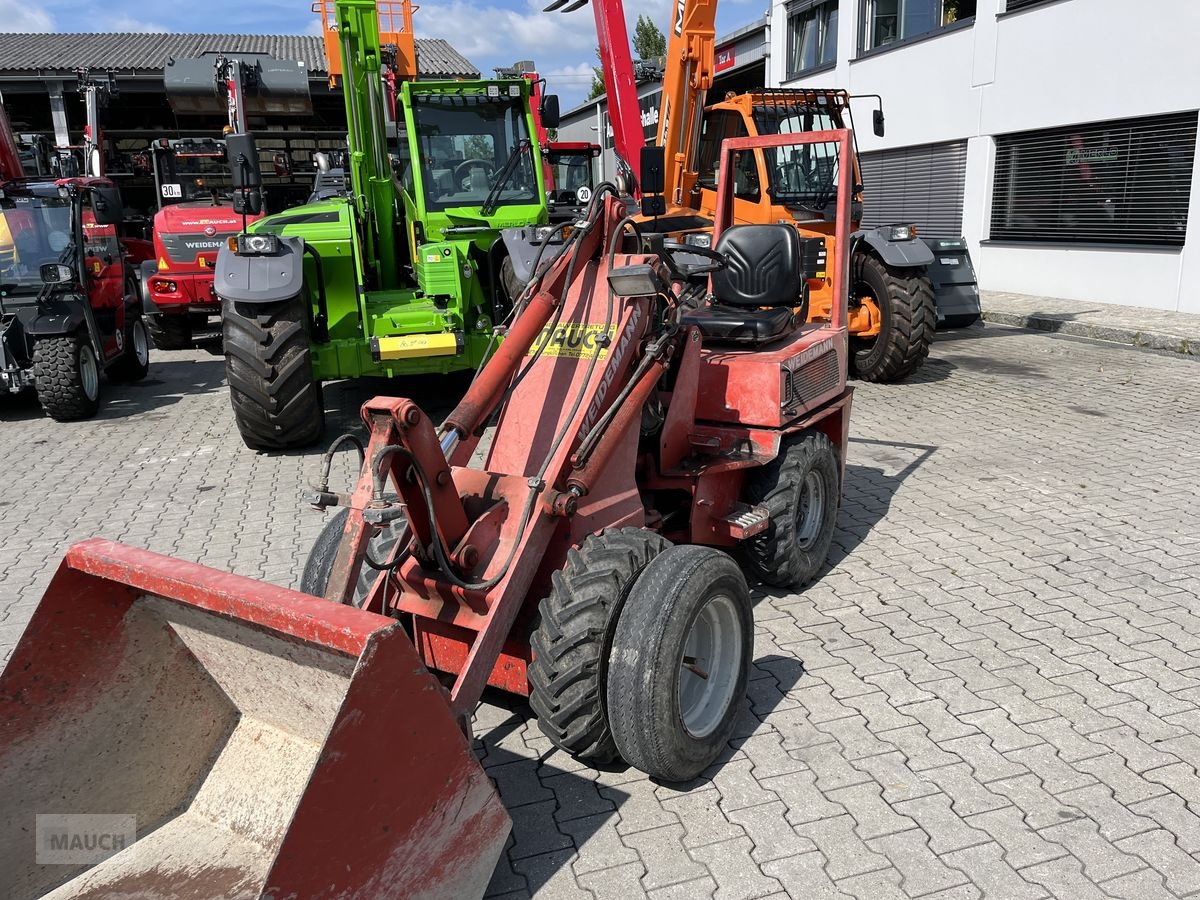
[0, 130, 854, 898]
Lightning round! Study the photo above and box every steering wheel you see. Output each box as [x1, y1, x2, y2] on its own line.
[454, 158, 496, 180]
[662, 240, 727, 279]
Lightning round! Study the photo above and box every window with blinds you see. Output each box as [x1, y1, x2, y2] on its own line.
[859, 140, 968, 237]
[785, 0, 839, 78]
[990, 112, 1197, 247]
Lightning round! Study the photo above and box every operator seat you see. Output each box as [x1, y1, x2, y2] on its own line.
[681, 224, 803, 345]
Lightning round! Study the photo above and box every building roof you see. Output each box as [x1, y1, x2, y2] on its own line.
[0, 32, 479, 79]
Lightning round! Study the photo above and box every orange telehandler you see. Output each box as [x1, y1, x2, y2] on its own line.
[547, 0, 937, 382]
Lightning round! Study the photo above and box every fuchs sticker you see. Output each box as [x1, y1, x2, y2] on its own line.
[530, 323, 614, 359]
[673, 0, 685, 35]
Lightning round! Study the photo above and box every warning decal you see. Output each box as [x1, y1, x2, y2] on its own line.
[530, 323, 615, 359]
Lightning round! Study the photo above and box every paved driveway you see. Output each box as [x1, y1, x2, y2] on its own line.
[2, 324, 1198, 898]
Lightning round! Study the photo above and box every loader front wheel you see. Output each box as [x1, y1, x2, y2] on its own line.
[223, 294, 324, 451]
[33, 334, 101, 421]
[850, 253, 935, 383]
[528, 528, 671, 763]
[300, 506, 406, 605]
[606, 546, 752, 782]
[741, 431, 840, 589]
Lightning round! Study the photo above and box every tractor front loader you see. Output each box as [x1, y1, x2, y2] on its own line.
[1, 129, 854, 898]
[214, 0, 557, 451]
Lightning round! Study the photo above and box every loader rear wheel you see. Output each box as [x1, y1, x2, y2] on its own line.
[300, 505, 406, 605]
[223, 294, 324, 451]
[850, 253, 935, 383]
[528, 528, 671, 763]
[145, 314, 193, 350]
[108, 315, 150, 383]
[606, 546, 752, 782]
[741, 431, 840, 589]
[33, 334, 101, 421]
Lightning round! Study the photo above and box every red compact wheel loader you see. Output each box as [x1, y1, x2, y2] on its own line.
[0, 98, 153, 421]
[0, 130, 854, 898]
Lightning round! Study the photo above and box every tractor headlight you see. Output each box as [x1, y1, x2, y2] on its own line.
[235, 233, 281, 255]
[683, 232, 712, 249]
[487, 84, 501, 98]
[887, 224, 917, 241]
[508, 84, 521, 98]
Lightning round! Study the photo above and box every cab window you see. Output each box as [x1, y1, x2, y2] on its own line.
[695, 111, 760, 202]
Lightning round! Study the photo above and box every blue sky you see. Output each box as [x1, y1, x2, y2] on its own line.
[1, 0, 763, 109]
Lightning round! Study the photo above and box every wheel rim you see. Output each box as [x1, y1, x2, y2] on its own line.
[677, 593, 743, 739]
[795, 470, 826, 550]
[132, 319, 149, 366]
[79, 344, 99, 401]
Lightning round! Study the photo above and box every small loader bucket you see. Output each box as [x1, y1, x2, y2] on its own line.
[0, 539, 509, 900]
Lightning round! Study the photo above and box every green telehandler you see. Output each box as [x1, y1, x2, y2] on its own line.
[215, 0, 558, 450]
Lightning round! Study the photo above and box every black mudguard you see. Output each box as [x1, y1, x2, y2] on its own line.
[139, 259, 160, 315]
[500, 226, 572, 285]
[854, 227, 935, 268]
[23, 297, 88, 337]
[214, 236, 305, 303]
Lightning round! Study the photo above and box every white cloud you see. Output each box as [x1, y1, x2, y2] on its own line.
[417, 0, 670, 109]
[0, 0, 54, 30]
[110, 14, 169, 32]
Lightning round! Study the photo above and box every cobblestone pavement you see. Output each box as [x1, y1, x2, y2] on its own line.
[2, 323, 1200, 898]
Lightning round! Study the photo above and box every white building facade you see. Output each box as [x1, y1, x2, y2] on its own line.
[769, 0, 1200, 313]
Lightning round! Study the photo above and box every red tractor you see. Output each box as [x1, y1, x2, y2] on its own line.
[0, 130, 852, 894]
[139, 137, 263, 350]
[140, 53, 310, 350]
[0, 181, 152, 419]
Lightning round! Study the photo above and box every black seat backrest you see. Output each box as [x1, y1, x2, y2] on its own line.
[710, 224, 802, 308]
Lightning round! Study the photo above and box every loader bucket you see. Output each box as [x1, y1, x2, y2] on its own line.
[0, 539, 509, 900]
[164, 54, 313, 118]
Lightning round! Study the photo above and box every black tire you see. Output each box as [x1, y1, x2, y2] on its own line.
[500, 254, 525, 304]
[222, 294, 324, 451]
[300, 505, 406, 605]
[33, 334, 101, 421]
[741, 430, 840, 589]
[108, 315, 150, 383]
[606, 546, 752, 782]
[145, 313, 193, 351]
[528, 528, 671, 763]
[850, 252, 935, 383]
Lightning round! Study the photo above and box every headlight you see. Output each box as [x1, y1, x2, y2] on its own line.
[235, 233, 281, 255]
[533, 225, 557, 242]
[683, 232, 712, 249]
[887, 224, 916, 241]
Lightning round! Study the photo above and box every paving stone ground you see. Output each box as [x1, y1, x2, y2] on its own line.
[2, 322, 1199, 898]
